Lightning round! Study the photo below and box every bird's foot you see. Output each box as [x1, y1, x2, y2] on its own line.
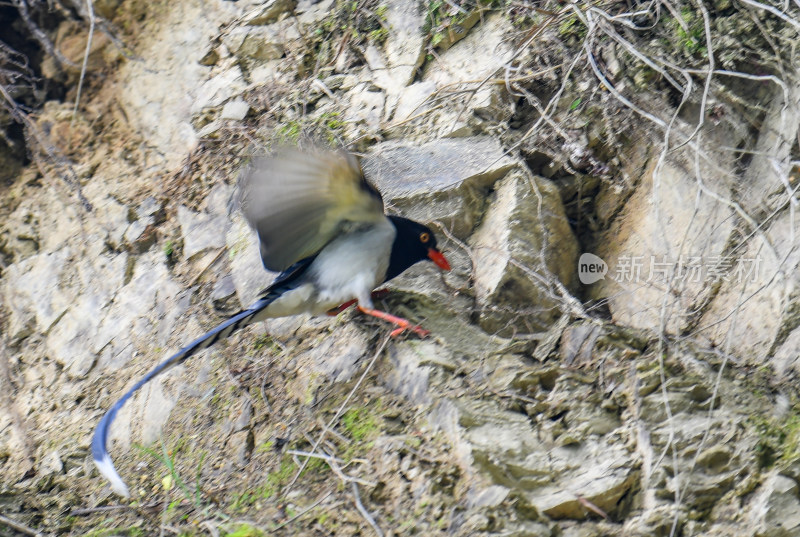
[358, 306, 429, 338]
[326, 290, 392, 316]
[390, 325, 429, 338]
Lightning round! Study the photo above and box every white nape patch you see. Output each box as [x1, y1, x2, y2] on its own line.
[94, 453, 131, 497]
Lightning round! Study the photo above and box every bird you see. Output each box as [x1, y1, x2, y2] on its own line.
[91, 147, 451, 496]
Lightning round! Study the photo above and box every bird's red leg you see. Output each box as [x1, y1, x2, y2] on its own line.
[327, 299, 357, 316]
[357, 306, 429, 338]
[326, 290, 392, 316]
[371, 288, 390, 299]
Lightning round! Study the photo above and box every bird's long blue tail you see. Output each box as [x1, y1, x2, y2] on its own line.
[91, 297, 273, 497]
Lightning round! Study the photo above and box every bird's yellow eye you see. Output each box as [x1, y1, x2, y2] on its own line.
[420, 232, 430, 243]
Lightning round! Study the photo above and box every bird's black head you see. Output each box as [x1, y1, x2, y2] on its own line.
[385, 215, 451, 282]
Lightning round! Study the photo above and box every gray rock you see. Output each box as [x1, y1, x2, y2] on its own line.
[95, 196, 131, 249]
[46, 295, 104, 377]
[363, 0, 425, 103]
[429, 5, 485, 52]
[383, 0, 425, 87]
[191, 66, 248, 116]
[243, 0, 296, 25]
[237, 400, 254, 432]
[384, 341, 436, 404]
[467, 485, 510, 508]
[205, 182, 235, 217]
[117, 0, 244, 168]
[136, 196, 165, 221]
[1, 197, 42, 262]
[394, 81, 436, 122]
[223, 21, 298, 65]
[3, 248, 73, 340]
[590, 153, 734, 335]
[211, 274, 238, 310]
[124, 216, 157, 253]
[747, 473, 800, 536]
[220, 97, 251, 120]
[703, 207, 800, 364]
[469, 170, 579, 335]
[343, 87, 385, 138]
[93, 249, 181, 366]
[773, 326, 800, 377]
[503, 521, 552, 537]
[178, 205, 229, 259]
[39, 449, 63, 476]
[296, 0, 334, 25]
[140, 368, 181, 445]
[737, 83, 800, 219]
[237, 29, 285, 61]
[362, 137, 517, 238]
[418, 12, 516, 137]
[451, 398, 636, 521]
[230, 429, 255, 466]
[306, 324, 367, 383]
[696, 446, 731, 472]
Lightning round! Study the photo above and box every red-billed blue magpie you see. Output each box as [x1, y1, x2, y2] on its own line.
[92, 148, 450, 496]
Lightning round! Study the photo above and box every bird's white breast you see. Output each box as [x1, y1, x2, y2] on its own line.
[307, 219, 396, 313]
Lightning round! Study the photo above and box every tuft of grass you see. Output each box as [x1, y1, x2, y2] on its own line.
[137, 440, 208, 509]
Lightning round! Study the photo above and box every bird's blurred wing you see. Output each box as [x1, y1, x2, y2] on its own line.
[240, 149, 385, 272]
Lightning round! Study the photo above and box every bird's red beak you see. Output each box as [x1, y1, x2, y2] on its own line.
[428, 248, 451, 271]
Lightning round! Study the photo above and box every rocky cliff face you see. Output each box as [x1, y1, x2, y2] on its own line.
[2, 1, 800, 536]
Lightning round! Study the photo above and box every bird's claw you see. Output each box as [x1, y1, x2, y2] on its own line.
[390, 325, 430, 338]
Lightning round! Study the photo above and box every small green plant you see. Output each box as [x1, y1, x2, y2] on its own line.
[163, 240, 174, 258]
[137, 441, 208, 509]
[276, 120, 301, 143]
[665, 7, 707, 57]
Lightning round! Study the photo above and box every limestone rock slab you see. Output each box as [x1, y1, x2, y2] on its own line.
[469, 170, 579, 335]
[362, 137, 517, 238]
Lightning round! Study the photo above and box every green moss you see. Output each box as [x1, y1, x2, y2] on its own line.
[251, 334, 281, 354]
[423, 0, 498, 51]
[341, 406, 380, 443]
[222, 524, 265, 537]
[256, 439, 275, 453]
[751, 413, 800, 468]
[230, 457, 302, 510]
[84, 525, 145, 537]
